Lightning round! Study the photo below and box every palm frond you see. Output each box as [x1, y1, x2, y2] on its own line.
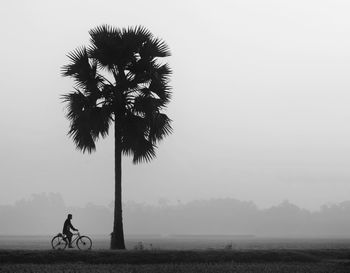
[132, 138, 157, 164]
[120, 26, 151, 51]
[88, 25, 123, 70]
[127, 60, 171, 89]
[140, 36, 171, 59]
[148, 81, 172, 104]
[89, 107, 112, 139]
[68, 114, 96, 153]
[122, 114, 148, 139]
[127, 58, 151, 82]
[122, 137, 156, 164]
[148, 113, 172, 142]
[62, 90, 112, 153]
[61, 91, 87, 121]
[61, 47, 103, 94]
[121, 113, 156, 163]
[151, 63, 172, 83]
[62, 46, 89, 77]
[133, 95, 163, 115]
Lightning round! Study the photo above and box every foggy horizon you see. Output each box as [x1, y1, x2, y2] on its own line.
[1, 192, 350, 238]
[1, 191, 350, 212]
[1, 0, 350, 214]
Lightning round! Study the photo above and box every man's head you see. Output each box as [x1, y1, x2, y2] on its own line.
[68, 214, 72, 220]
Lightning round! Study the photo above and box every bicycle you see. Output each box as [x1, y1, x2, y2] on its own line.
[51, 232, 92, 250]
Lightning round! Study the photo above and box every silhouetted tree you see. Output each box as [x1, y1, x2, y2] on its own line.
[61, 25, 172, 249]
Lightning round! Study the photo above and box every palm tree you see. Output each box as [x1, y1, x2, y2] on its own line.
[61, 25, 172, 249]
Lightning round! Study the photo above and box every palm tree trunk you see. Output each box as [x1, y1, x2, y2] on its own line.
[110, 121, 126, 249]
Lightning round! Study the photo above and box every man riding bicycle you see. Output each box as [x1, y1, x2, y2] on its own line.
[63, 214, 78, 248]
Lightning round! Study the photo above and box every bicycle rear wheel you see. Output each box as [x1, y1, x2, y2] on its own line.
[76, 236, 92, 250]
[51, 235, 67, 250]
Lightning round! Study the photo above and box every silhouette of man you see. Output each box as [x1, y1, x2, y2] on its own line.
[63, 214, 78, 248]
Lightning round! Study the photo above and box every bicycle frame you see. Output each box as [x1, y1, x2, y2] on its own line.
[67, 232, 81, 245]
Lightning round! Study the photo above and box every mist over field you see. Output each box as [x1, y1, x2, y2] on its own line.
[1, 193, 350, 238]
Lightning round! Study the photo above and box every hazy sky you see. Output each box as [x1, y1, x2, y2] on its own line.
[1, 0, 350, 210]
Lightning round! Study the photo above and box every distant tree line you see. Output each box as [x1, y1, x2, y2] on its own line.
[1, 193, 350, 237]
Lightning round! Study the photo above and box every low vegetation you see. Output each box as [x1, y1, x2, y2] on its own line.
[0, 249, 350, 272]
[0, 249, 350, 264]
[0, 262, 349, 273]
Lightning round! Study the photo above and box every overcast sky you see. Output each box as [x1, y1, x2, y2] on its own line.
[1, 0, 350, 210]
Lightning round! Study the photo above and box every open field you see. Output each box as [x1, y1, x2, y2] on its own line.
[1, 237, 350, 272]
[0, 249, 350, 264]
[0, 249, 350, 272]
[2, 235, 350, 250]
[0, 249, 338, 263]
[0, 262, 349, 273]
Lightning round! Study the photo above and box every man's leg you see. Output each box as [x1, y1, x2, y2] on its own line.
[67, 232, 73, 247]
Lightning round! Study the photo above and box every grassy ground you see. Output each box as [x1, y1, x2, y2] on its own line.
[0, 262, 349, 273]
[1, 249, 350, 264]
[0, 249, 349, 272]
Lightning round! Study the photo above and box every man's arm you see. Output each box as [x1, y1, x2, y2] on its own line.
[69, 221, 78, 231]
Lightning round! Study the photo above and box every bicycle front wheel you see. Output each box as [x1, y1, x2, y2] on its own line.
[51, 235, 67, 250]
[76, 236, 92, 250]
